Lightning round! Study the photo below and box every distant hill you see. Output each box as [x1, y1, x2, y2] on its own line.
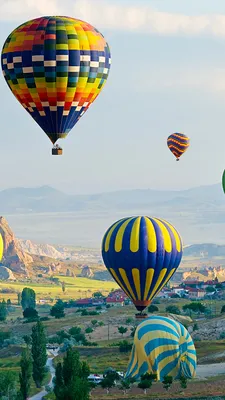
[0, 183, 224, 213]
[184, 243, 225, 258]
[2, 183, 225, 245]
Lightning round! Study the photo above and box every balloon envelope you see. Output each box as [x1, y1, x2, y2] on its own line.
[1, 16, 111, 144]
[167, 133, 190, 160]
[125, 315, 197, 381]
[0, 234, 3, 261]
[222, 170, 225, 194]
[101, 216, 183, 312]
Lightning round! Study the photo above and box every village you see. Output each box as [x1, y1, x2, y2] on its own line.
[70, 277, 225, 308]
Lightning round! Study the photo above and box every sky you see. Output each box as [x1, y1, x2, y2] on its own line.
[1, 0, 225, 194]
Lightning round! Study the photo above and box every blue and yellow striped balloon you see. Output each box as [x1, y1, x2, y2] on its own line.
[125, 316, 196, 381]
[101, 216, 183, 312]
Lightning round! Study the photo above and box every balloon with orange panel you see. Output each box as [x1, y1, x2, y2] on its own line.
[101, 217, 183, 315]
[1, 16, 111, 155]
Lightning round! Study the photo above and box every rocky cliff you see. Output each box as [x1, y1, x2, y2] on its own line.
[81, 265, 94, 278]
[19, 239, 64, 259]
[0, 217, 33, 273]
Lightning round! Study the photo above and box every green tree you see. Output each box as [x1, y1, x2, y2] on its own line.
[19, 347, 32, 399]
[125, 318, 133, 325]
[216, 283, 223, 289]
[179, 375, 188, 389]
[23, 307, 39, 320]
[120, 378, 131, 395]
[0, 300, 7, 321]
[0, 331, 10, 348]
[118, 326, 128, 336]
[21, 288, 36, 310]
[18, 292, 22, 306]
[183, 302, 206, 314]
[162, 375, 173, 390]
[61, 281, 66, 293]
[7, 299, 12, 307]
[193, 323, 199, 331]
[69, 327, 81, 336]
[119, 340, 132, 353]
[0, 370, 17, 399]
[93, 292, 103, 298]
[206, 286, 215, 293]
[50, 300, 65, 319]
[91, 320, 98, 327]
[85, 327, 93, 334]
[148, 305, 159, 313]
[138, 380, 151, 394]
[31, 321, 47, 388]
[23, 335, 32, 346]
[221, 305, 225, 314]
[54, 347, 90, 400]
[166, 305, 180, 315]
[101, 376, 115, 395]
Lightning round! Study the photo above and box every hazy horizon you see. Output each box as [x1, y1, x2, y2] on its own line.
[1, 1, 225, 195]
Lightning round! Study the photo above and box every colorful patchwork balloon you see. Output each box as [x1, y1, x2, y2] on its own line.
[167, 133, 190, 161]
[101, 216, 183, 313]
[125, 316, 197, 381]
[1, 16, 111, 154]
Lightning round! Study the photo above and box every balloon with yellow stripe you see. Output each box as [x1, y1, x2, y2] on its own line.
[125, 315, 196, 381]
[101, 216, 183, 313]
[0, 233, 3, 261]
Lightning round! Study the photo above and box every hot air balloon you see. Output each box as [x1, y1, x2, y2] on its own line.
[167, 133, 190, 161]
[1, 16, 111, 155]
[101, 216, 183, 317]
[222, 170, 225, 194]
[125, 315, 196, 381]
[0, 234, 3, 261]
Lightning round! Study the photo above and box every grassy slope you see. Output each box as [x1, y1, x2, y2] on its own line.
[0, 276, 118, 302]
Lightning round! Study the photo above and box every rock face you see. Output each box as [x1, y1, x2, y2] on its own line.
[81, 265, 94, 278]
[0, 216, 33, 273]
[19, 239, 64, 259]
[0, 265, 16, 280]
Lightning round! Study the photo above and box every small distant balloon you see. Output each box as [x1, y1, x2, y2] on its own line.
[101, 216, 183, 314]
[167, 133, 190, 161]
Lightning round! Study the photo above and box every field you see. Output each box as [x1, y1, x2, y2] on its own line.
[1, 284, 225, 398]
[0, 276, 118, 302]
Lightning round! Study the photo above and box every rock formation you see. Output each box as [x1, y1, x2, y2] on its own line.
[19, 239, 64, 259]
[0, 217, 33, 273]
[81, 265, 94, 278]
[0, 265, 16, 280]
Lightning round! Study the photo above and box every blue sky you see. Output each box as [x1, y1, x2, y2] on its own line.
[1, 0, 225, 194]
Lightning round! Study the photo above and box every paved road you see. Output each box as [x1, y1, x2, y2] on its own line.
[29, 356, 56, 400]
[196, 362, 225, 379]
[28, 353, 225, 399]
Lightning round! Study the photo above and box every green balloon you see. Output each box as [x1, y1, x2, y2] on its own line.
[222, 170, 225, 193]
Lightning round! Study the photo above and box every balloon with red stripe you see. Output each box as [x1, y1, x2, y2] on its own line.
[167, 133, 190, 161]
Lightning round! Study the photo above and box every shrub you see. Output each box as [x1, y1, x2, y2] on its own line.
[85, 327, 93, 334]
[166, 305, 180, 315]
[119, 340, 132, 353]
[148, 305, 159, 313]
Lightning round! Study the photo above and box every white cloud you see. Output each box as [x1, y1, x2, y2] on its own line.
[1, 0, 225, 38]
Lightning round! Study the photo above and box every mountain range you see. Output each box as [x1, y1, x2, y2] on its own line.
[0, 183, 224, 213]
[2, 183, 225, 245]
